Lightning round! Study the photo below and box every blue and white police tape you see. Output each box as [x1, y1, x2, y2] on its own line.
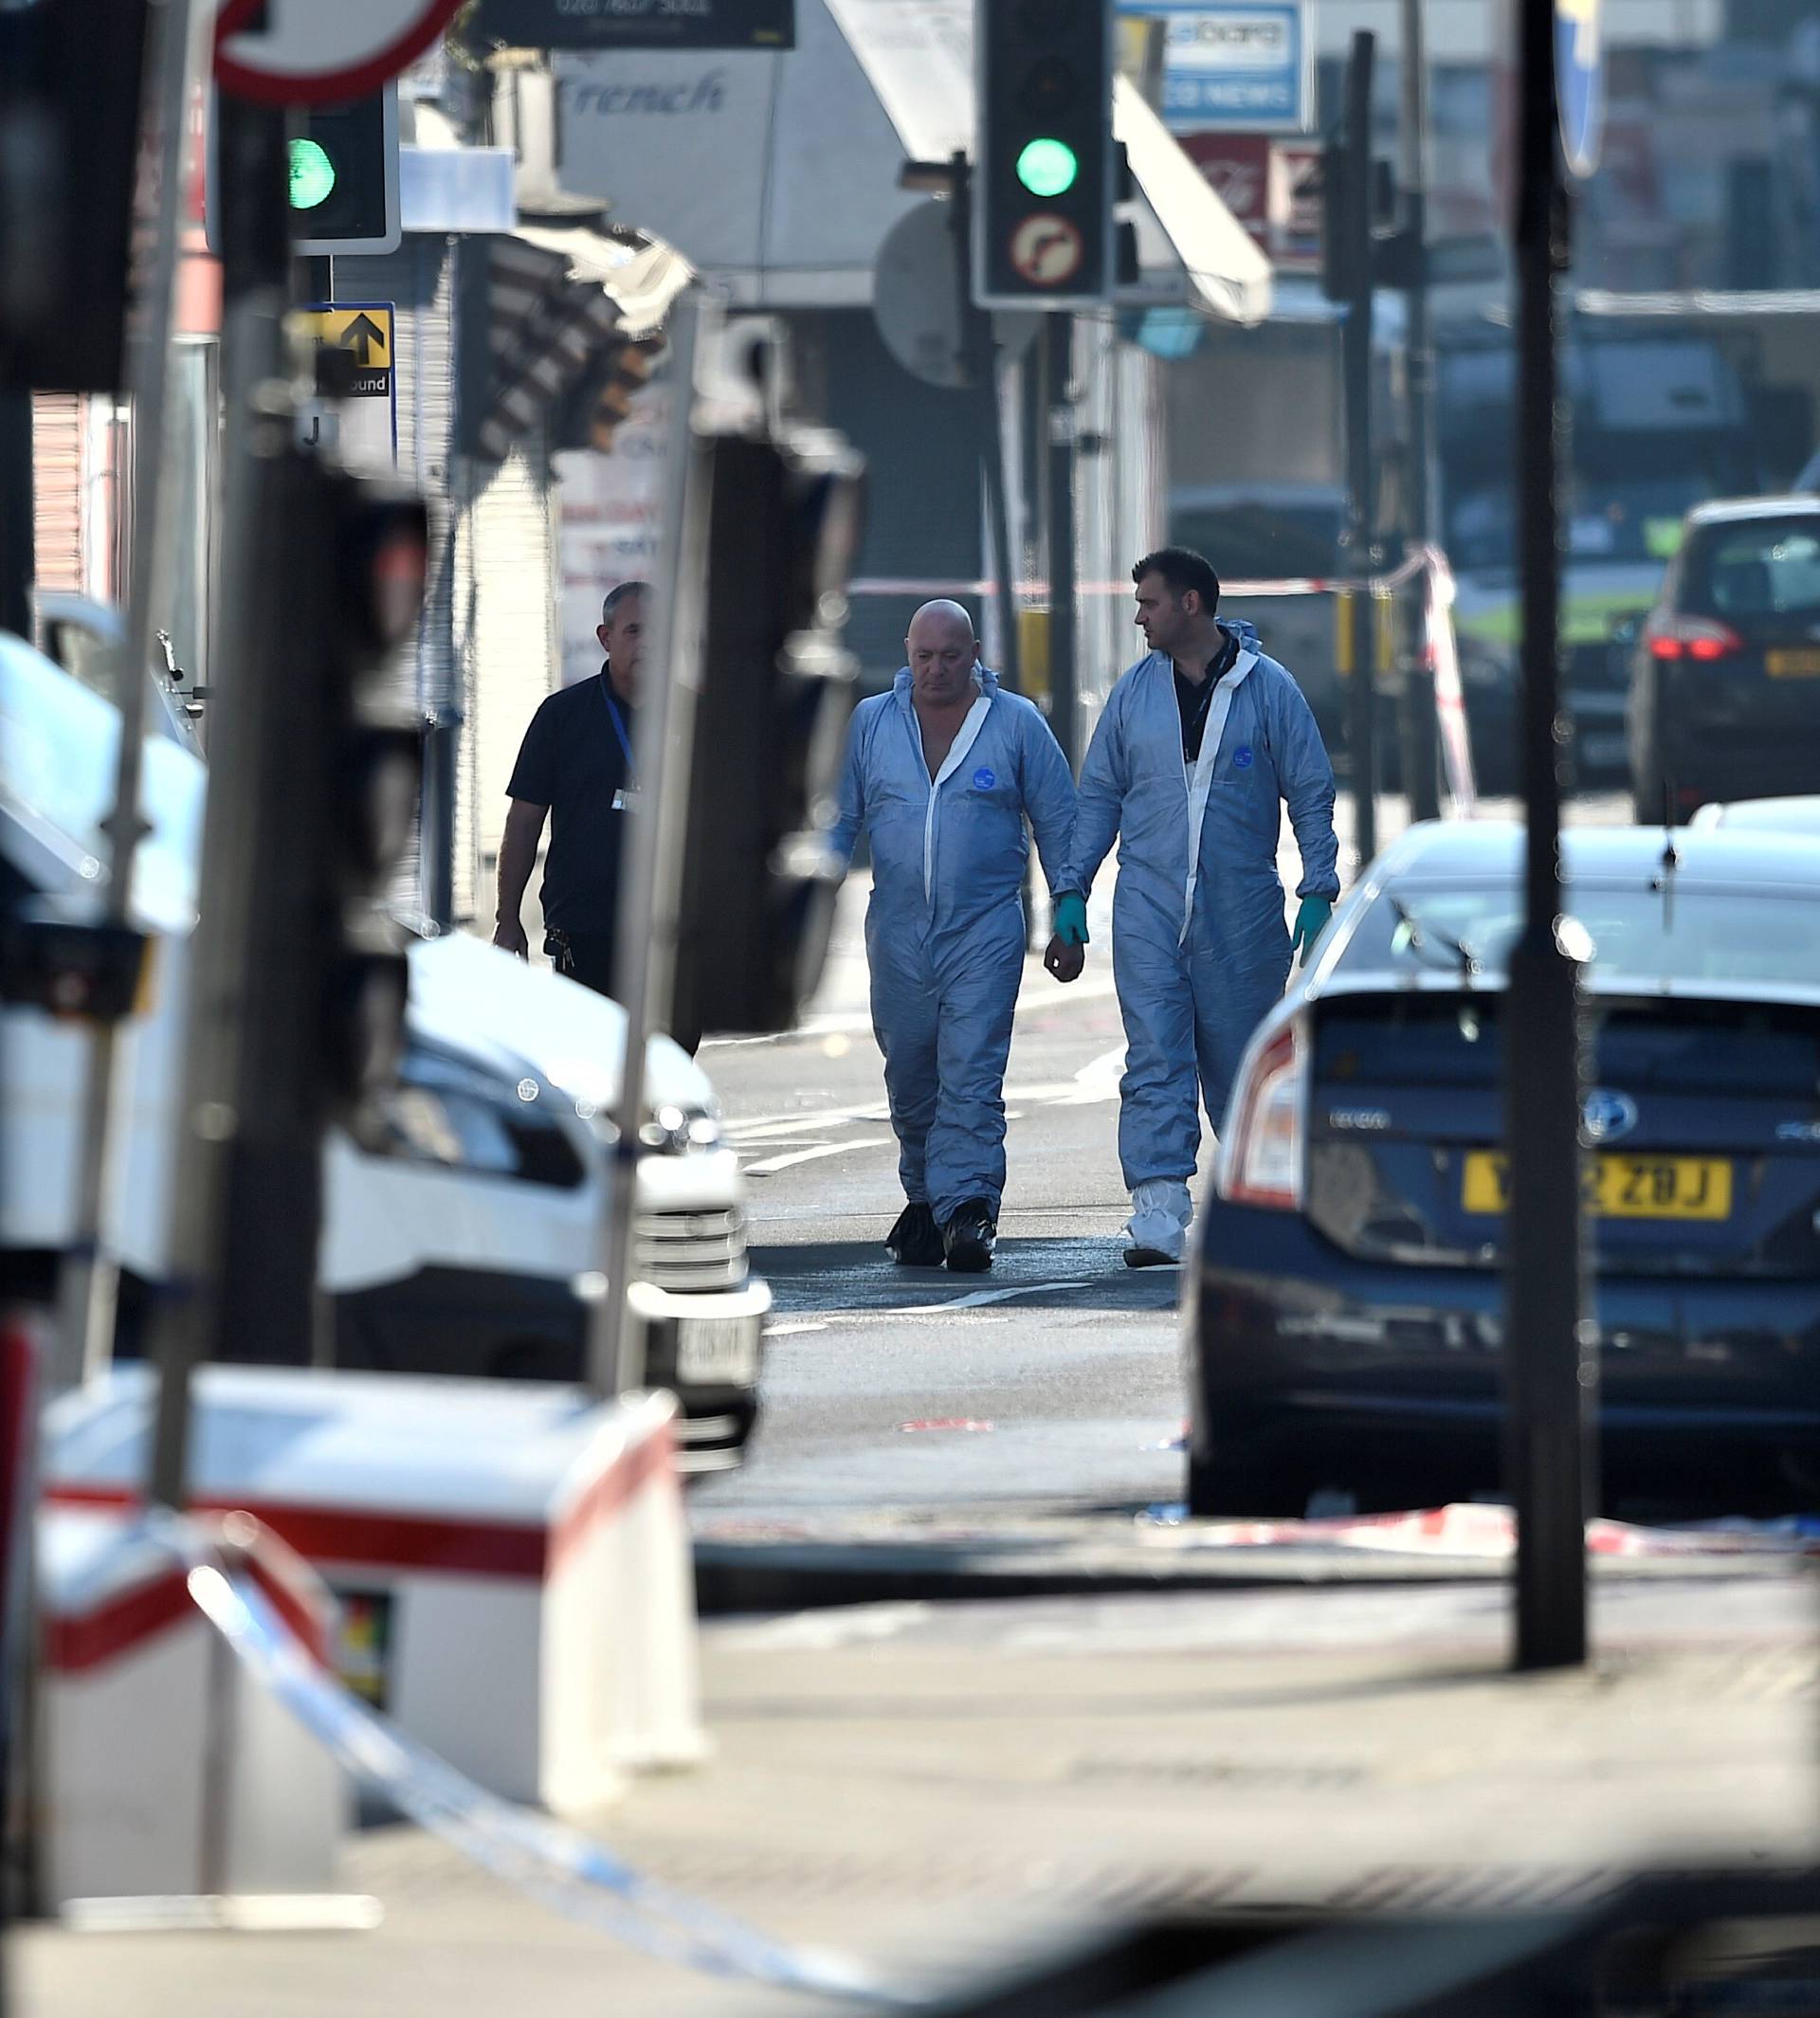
[148, 1514, 917, 2007]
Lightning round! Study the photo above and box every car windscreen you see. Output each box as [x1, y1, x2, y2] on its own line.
[1345, 877, 1820, 989]
[0, 635, 202, 930]
[1680, 517, 1820, 621]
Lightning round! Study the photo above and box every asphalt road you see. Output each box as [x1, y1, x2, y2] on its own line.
[695, 791, 1631, 1531]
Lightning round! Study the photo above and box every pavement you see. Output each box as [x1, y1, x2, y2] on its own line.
[17, 1571, 1820, 2016]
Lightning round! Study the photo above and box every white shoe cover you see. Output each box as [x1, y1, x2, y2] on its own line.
[1124, 1178, 1192, 1258]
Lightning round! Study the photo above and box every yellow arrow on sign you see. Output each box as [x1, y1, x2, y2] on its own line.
[298, 305, 392, 373]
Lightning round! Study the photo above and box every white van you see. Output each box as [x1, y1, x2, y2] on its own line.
[0, 632, 767, 1470]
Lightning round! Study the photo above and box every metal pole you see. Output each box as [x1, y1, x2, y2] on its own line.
[1045, 312, 1079, 773]
[1341, 31, 1377, 868]
[53, 0, 204, 1391]
[1502, 0, 1592, 1672]
[1397, 0, 1441, 823]
[947, 155, 1021, 694]
[148, 88, 300, 1507]
[590, 294, 707, 1397]
[0, 391, 30, 639]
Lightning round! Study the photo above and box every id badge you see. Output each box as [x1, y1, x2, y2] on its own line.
[612, 787, 641, 811]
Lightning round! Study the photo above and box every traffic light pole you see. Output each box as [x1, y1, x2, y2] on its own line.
[1045, 313, 1079, 773]
[1502, 0, 1592, 1671]
[946, 154, 1021, 697]
[1397, 0, 1441, 824]
[1340, 31, 1377, 868]
[149, 89, 317, 1506]
[54, 0, 205, 1391]
[590, 294, 707, 1399]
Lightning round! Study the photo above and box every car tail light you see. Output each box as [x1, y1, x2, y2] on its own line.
[1647, 616, 1743, 663]
[1216, 1018, 1307, 1210]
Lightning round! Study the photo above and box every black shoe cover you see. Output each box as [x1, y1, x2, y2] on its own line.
[941, 1198, 997, 1273]
[885, 1201, 944, 1266]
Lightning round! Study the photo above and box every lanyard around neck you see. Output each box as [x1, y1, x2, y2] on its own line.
[600, 676, 633, 774]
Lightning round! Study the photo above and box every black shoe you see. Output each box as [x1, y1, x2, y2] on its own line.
[1123, 1245, 1179, 1270]
[885, 1201, 944, 1267]
[940, 1199, 996, 1273]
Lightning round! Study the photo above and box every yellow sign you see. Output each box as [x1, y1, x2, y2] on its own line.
[297, 303, 393, 398]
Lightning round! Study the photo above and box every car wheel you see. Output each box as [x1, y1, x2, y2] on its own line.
[1186, 1445, 1326, 1518]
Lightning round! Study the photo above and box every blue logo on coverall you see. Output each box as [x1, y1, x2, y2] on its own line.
[972, 767, 996, 790]
[1232, 745, 1255, 770]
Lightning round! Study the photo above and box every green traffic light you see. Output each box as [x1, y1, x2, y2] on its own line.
[1016, 136, 1079, 198]
[288, 137, 337, 211]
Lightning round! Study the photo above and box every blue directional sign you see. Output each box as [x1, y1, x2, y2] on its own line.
[1556, 0, 1605, 179]
[1118, 2, 1312, 135]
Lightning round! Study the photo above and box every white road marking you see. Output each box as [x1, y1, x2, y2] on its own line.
[763, 1320, 829, 1337]
[742, 1136, 893, 1177]
[723, 1102, 892, 1140]
[880, 1277, 1092, 1316]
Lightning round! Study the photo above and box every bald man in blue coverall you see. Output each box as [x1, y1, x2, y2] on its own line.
[828, 600, 1081, 1273]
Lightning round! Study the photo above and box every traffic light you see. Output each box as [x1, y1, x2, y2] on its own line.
[673, 423, 864, 1038]
[315, 470, 428, 1123]
[287, 83, 401, 257]
[552, 336, 664, 454]
[974, 0, 1114, 309]
[0, 0, 149, 392]
[1319, 135, 1359, 305]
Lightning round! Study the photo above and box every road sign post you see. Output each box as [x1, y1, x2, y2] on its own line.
[1502, 0, 1592, 1674]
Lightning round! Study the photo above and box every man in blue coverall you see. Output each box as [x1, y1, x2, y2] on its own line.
[1060, 548, 1339, 1267]
[829, 600, 1081, 1272]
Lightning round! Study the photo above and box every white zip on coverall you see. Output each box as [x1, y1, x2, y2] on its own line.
[1178, 652, 1257, 945]
[915, 692, 993, 902]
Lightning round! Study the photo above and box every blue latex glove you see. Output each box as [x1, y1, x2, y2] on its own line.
[1053, 893, 1090, 946]
[1289, 895, 1333, 964]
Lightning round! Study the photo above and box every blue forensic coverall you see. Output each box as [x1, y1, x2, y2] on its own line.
[1065, 619, 1338, 1191]
[829, 666, 1078, 1226]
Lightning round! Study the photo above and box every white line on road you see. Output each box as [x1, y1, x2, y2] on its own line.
[881, 1277, 1092, 1316]
[742, 1136, 893, 1177]
[763, 1320, 829, 1337]
[723, 1102, 893, 1140]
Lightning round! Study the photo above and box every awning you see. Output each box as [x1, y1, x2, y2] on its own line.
[551, 0, 1269, 324]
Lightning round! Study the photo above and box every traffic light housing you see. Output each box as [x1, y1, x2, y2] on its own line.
[0, 0, 150, 392]
[287, 84, 401, 257]
[673, 424, 864, 1039]
[974, 0, 1114, 309]
[318, 473, 427, 1123]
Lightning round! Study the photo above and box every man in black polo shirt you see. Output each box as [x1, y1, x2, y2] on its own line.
[493, 580, 646, 997]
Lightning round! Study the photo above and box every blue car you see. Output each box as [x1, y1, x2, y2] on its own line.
[1185, 821, 1820, 1518]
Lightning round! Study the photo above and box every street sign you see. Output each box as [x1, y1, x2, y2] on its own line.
[1180, 134, 1320, 272]
[298, 302, 397, 474]
[215, 0, 468, 106]
[1009, 215, 1086, 290]
[1556, 0, 1605, 179]
[1117, 1, 1313, 135]
[463, 0, 792, 50]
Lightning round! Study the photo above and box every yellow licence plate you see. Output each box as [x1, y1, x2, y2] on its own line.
[1767, 648, 1820, 678]
[1462, 1151, 1732, 1220]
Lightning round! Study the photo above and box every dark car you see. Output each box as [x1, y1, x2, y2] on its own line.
[1185, 820, 1820, 1520]
[1628, 497, 1820, 824]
